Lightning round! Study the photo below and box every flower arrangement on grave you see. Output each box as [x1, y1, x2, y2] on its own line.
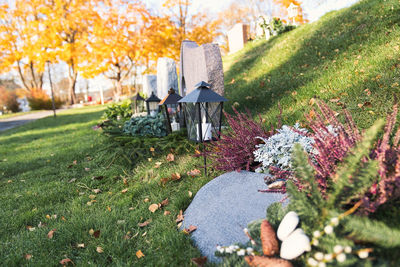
[203, 107, 281, 172]
[217, 122, 400, 266]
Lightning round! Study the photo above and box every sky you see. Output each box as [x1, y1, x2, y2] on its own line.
[146, 0, 360, 22]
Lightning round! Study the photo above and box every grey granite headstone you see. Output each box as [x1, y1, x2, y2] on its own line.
[227, 23, 250, 54]
[182, 171, 286, 262]
[142, 75, 157, 98]
[179, 40, 224, 96]
[157, 57, 179, 99]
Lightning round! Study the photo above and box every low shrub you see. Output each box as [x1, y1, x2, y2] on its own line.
[27, 88, 63, 110]
[103, 100, 133, 121]
[123, 114, 167, 138]
[253, 123, 315, 172]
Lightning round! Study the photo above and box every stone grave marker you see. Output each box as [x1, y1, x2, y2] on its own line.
[157, 57, 179, 99]
[227, 23, 250, 54]
[142, 75, 157, 98]
[182, 171, 287, 262]
[179, 40, 224, 96]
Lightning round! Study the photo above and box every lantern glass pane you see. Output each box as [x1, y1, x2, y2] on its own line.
[183, 102, 199, 141]
[183, 102, 223, 142]
[149, 101, 159, 112]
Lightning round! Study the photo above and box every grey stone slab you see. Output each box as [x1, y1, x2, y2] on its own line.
[142, 75, 157, 98]
[179, 40, 224, 97]
[156, 57, 179, 99]
[182, 171, 286, 262]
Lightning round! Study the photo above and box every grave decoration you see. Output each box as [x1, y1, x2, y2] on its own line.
[159, 88, 184, 134]
[178, 81, 227, 175]
[131, 93, 145, 114]
[145, 92, 161, 116]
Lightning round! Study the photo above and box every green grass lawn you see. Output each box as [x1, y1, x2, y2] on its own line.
[0, 106, 216, 266]
[224, 0, 400, 130]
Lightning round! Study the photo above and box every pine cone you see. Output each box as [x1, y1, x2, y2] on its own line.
[245, 256, 293, 267]
[260, 220, 279, 256]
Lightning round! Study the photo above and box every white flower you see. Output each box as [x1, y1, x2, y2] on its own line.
[314, 252, 324, 261]
[336, 253, 346, 262]
[358, 250, 369, 259]
[324, 225, 333, 234]
[313, 230, 321, 238]
[330, 217, 339, 226]
[307, 258, 318, 266]
[225, 247, 233, 254]
[233, 245, 239, 250]
[216, 246, 224, 253]
[312, 239, 319, 246]
[318, 262, 326, 267]
[237, 249, 246, 256]
[324, 253, 333, 261]
[333, 245, 343, 254]
[344, 246, 352, 254]
[243, 228, 249, 234]
[246, 247, 254, 254]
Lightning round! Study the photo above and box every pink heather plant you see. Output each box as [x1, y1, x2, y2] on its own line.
[204, 106, 281, 172]
[306, 100, 400, 213]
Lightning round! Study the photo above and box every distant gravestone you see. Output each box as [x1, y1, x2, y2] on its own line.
[157, 57, 179, 99]
[227, 23, 250, 54]
[179, 40, 224, 96]
[182, 171, 287, 262]
[142, 75, 157, 98]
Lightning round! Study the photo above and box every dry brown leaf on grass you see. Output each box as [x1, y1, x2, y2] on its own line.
[77, 243, 85, 248]
[260, 220, 279, 256]
[47, 229, 56, 239]
[121, 188, 128, 194]
[59, 258, 74, 266]
[245, 255, 293, 267]
[123, 178, 128, 186]
[166, 153, 175, 162]
[160, 198, 169, 207]
[176, 210, 184, 223]
[93, 230, 101, 238]
[164, 210, 171, 216]
[171, 173, 181, 181]
[149, 204, 159, 213]
[183, 225, 197, 234]
[24, 254, 32, 260]
[96, 246, 104, 253]
[92, 189, 101, 194]
[191, 256, 207, 266]
[187, 169, 201, 177]
[138, 219, 152, 228]
[160, 178, 169, 185]
[136, 250, 145, 258]
[154, 162, 162, 168]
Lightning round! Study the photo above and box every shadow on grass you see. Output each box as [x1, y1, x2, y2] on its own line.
[223, 0, 400, 126]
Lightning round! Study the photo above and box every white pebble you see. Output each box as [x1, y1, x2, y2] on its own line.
[277, 211, 300, 241]
[314, 252, 324, 261]
[344, 246, 352, 253]
[337, 253, 346, 262]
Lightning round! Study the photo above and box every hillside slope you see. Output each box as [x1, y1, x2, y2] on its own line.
[223, 0, 400, 129]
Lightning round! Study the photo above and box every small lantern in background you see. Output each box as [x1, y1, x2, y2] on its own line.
[145, 92, 161, 116]
[131, 93, 145, 114]
[159, 88, 183, 134]
[178, 81, 228, 175]
[287, 2, 300, 25]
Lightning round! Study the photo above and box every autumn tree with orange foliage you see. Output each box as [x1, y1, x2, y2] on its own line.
[85, 0, 148, 101]
[0, 1, 48, 93]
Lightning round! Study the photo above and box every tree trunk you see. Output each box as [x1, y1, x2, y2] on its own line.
[114, 79, 122, 102]
[68, 66, 78, 105]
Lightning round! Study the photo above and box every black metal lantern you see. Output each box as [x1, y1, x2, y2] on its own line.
[145, 92, 161, 116]
[178, 81, 227, 142]
[131, 93, 145, 114]
[159, 88, 184, 134]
